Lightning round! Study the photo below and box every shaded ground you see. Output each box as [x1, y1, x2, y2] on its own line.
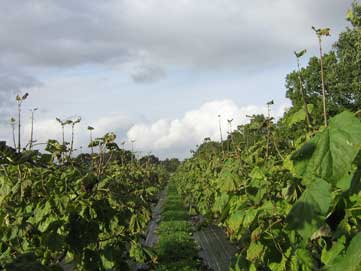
[131, 187, 168, 270]
[144, 187, 168, 247]
[193, 224, 238, 271]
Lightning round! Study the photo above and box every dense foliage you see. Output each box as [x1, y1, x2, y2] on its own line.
[173, 111, 361, 270]
[172, 3, 361, 271]
[1, 2, 360, 271]
[286, 2, 361, 116]
[0, 134, 168, 270]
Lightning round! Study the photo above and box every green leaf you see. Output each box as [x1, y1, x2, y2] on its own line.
[212, 192, 229, 214]
[287, 179, 331, 240]
[38, 216, 58, 232]
[226, 210, 244, 234]
[287, 104, 314, 127]
[295, 49, 307, 58]
[217, 171, 241, 192]
[129, 210, 150, 234]
[32, 201, 52, 224]
[295, 248, 314, 271]
[337, 166, 357, 191]
[292, 111, 361, 186]
[130, 241, 147, 263]
[249, 166, 266, 181]
[145, 186, 158, 195]
[246, 241, 264, 262]
[230, 254, 249, 271]
[324, 233, 361, 271]
[243, 209, 258, 228]
[321, 236, 346, 265]
[0, 175, 13, 202]
[269, 248, 292, 271]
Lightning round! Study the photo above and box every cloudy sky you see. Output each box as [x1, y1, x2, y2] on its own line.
[0, 0, 354, 159]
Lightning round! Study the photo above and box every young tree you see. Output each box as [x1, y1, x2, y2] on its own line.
[56, 118, 71, 146]
[29, 107, 38, 150]
[15, 93, 28, 153]
[265, 100, 274, 159]
[56, 117, 72, 162]
[9, 117, 16, 149]
[312, 26, 331, 126]
[88, 126, 95, 154]
[227, 118, 234, 150]
[218, 114, 223, 142]
[120, 140, 126, 165]
[131, 139, 136, 163]
[294, 49, 312, 129]
[69, 116, 81, 157]
[227, 119, 233, 134]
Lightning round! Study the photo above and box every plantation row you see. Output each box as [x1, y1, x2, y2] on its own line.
[0, 132, 174, 270]
[173, 111, 361, 270]
[171, 3, 361, 271]
[0, 2, 360, 271]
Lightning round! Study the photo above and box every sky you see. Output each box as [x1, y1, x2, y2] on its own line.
[0, 0, 354, 159]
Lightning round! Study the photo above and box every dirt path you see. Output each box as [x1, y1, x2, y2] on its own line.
[143, 186, 168, 247]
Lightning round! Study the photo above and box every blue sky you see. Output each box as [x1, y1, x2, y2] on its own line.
[0, 0, 354, 158]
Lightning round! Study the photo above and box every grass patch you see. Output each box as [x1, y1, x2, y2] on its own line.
[157, 231, 198, 262]
[165, 198, 180, 203]
[156, 260, 199, 271]
[155, 183, 200, 270]
[162, 201, 183, 211]
[158, 221, 190, 233]
[161, 210, 188, 221]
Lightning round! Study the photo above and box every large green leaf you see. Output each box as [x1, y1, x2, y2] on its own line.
[321, 236, 346, 265]
[292, 111, 361, 185]
[324, 233, 361, 271]
[287, 179, 331, 240]
[226, 210, 244, 234]
[296, 249, 314, 271]
[243, 208, 258, 228]
[248, 166, 267, 189]
[287, 104, 314, 127]
[269, 247, 292, 271]
[246, 241, 264, 262]
[212, 192, 229, 214]
[0, 175, 12, 203]
[217, 171, 242, 192]
[130, 241, 147, 263]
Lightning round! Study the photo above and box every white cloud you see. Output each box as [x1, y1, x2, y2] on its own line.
[127, 99, 288, 158]
[90, 114, 135, 137]
[0, 99, 288, 158]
